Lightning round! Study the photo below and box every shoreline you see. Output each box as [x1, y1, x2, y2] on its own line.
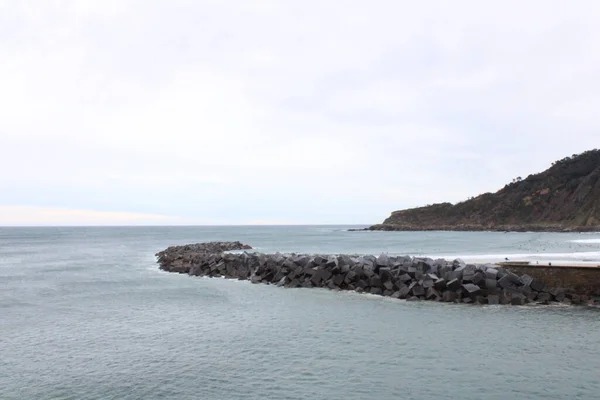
[355, 224, 600, 233]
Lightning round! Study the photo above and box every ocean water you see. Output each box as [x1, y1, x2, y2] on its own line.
[1, 226, 600, 400]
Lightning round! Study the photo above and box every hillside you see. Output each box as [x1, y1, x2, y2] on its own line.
[369, 149, 600, 232]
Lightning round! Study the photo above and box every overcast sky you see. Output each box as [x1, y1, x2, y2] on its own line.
[0, 0, 599, 225]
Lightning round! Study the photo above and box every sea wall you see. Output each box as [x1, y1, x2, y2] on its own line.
[156, 242, 600, 306]
[502, 263, 600, 297]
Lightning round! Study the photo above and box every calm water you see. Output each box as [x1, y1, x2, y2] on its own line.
[2, 226, 600, 400]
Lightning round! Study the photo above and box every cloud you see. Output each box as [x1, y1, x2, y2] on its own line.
[1, 0, 599, 224]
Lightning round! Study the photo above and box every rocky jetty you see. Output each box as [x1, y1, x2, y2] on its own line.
[156, 242, 597, 306]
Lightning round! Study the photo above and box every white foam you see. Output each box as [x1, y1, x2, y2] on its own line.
[570, 239, 600, 244]
[430, 251, 600, 264]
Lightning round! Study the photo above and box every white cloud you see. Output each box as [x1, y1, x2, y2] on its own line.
[1, 0, 599, 224]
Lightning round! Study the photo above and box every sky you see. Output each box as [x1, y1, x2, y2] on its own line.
[0, 0, 599, 226]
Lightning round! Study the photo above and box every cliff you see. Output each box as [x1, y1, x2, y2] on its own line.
[369, 149, 600, 232]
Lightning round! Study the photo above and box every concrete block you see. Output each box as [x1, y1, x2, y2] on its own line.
[446, 278, 461, 291]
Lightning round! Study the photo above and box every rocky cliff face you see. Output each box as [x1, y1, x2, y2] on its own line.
[370, 149, 600, 232]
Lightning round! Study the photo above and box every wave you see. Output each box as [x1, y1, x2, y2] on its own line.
[432, 251, 600, 264]
[569, 239, 600, 244]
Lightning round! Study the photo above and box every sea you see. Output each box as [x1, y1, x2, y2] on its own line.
[2, 226, 600, 400]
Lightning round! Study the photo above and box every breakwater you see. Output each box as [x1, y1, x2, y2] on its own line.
[156, 242, 599, 306]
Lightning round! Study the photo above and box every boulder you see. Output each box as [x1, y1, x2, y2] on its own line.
[442, 291, 457, 302]
[411, 284, 425, 297]
[383, 280, 395, 291]
[369, 275, 383, 288]
[426, 287, 441, 300]
[370, 287, 383, 295]
[510, 294, 526, 306]
[434, 278, 447, 290]
[530, 279, 545, 292]
[398, 285, 411, 299]
[537, 292, 552, 303]
[462, 283, 481, 297]
[446, 278, 461, 291]
[484, 268, 499, 280]
[520, 274, 534, 287]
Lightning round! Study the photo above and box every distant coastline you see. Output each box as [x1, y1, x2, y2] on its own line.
[355, 224, 600, 233]
[363, 150, 600, 233]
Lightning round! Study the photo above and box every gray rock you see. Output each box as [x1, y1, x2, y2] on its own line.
[332, 274, 345, 287]
[434, 278, 447, 290]
[510, 295, 526, 306]
[446, 278, 461, 291]
[411, 284, 425, 297]
[370, 287, 383, 295]
[484, 268, 498, 280]
[537, 292, 552, 303]
[530, 279, 545, 292]
[376, 253, 390, 267]
[442, 291, 457, 302]
[379, 267, 392, 282]
[462, 283, 481, 296]
[520, 274, 534, 287]
[487, 295, 499, 305]
[369, 275, 382, 288]
[398, 285, 411, 299]
[426, 287, 441, 300]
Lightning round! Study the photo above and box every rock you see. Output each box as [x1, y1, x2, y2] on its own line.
[427, 273, 439, 281]
[370, 287, 383, 295]
[470, 271, 484, 284]
[485, 268, 498, 280]
[520, 274, 534, 287]
[369, 275, 383, 288]
[446, 278, 461, 291]
[383, 280, 395, 291]
[344, 270, 357, 283]
[379, 267, 392, 282]
[442, 291, 457, 302]
[530, 279, 545, 292]
[355, 280, 368, 290]
[462, 283, 481, 297]
[411, 284, 425, 297]
[398, 285, 411, 299]
[510, 295, 526, 306]
[376, 253, 390, 267]
[332, 274, 345, 287]
[422, 279, 434, 288]
[426, 287, 441, 300]
[485, 279, 498, 290]
[537, 292, 552, 303]
[551, 288, 566, 302]
[434, 278, 447, 290]
[487, 295, 499, 305]
[498, 275, 516, 289]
